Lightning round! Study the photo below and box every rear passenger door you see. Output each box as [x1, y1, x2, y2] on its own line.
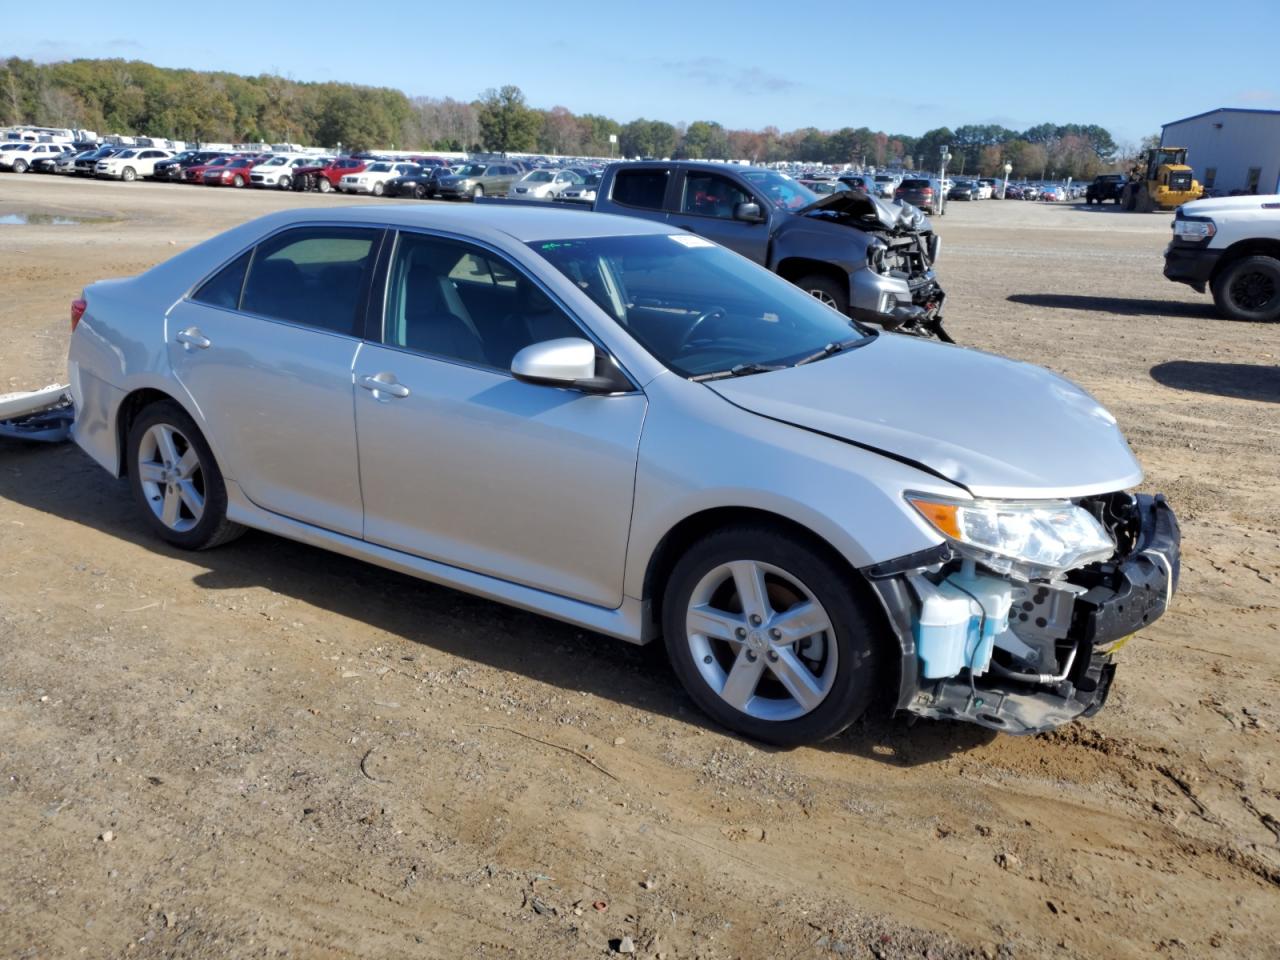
[670, 170, 770, 263]
[603, 166, 673, 226]
[166, 225, 384, 537]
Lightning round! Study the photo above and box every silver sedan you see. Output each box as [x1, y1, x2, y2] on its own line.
[66, 205, 1178, 744]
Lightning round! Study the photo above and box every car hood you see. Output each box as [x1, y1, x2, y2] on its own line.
[797, 190, 931, 232]
[706, 335, 1143, 500]
[1179, 193, 1280, 217]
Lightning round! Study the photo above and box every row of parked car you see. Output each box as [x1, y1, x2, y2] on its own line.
[0, 139, 610, 206]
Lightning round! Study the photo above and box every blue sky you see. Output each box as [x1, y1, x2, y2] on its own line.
[7, 0, 1278, 143]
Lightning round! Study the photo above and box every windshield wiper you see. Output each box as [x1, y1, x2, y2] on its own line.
[691, 362, 786, 382]
[794, 336, 872, 366]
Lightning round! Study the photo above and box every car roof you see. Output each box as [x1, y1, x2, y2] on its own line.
[246, 203, 679, 243]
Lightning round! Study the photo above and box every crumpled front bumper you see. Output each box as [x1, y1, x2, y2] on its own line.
[867, 494, 1180, 735]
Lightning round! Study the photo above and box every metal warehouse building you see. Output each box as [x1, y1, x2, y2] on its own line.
[1160, 108, 1280, 196]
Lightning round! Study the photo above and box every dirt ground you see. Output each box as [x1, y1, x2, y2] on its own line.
[1, 176, 1277, 960]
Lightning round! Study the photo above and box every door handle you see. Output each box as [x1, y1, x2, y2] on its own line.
[175, 327, 211, 350]
[359, 373, 410, 399]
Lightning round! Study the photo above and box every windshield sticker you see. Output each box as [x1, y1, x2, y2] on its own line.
[670, 235, 714, 248]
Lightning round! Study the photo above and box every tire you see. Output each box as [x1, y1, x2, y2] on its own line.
[120, 166, 134, 182]
[13, 159, 28, 174]
[413, 184, 426, 200]
[795, 273, 849, 315]
[232, 175, 245, 188]
[127, 400, 244, 551]
[279, 175, 291, 190]
[317, 177, 332, 194]
[373, 182, 384, 197]
[472, 184, 484, 200]
[1211, 255, 1280, 323]
[662, 526, 881, 747]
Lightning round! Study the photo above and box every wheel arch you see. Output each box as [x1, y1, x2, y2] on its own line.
[1210, 239, 1280, 285]
[113, 386, 228, 481]
[775, 257, 847, 291]
[640, 506, 905, 705]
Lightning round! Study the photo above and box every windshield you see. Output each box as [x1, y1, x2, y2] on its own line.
[740, 170, 817, 210]
[530, 234, 872, 378]
[455, 164, 486, 176]
[264, 156, 287, 166]
[525, 170, 554, 182]
[367, 162, 391, 172]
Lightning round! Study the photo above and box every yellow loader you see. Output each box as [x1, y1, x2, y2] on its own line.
[1121, 146, 1203, 212]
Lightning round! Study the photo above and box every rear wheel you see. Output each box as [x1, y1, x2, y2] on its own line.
[1212, 255, 1280, 323]
[127, 401, 244, 550]
[795, 273, 849, 315]
[662, 526, 880, 746]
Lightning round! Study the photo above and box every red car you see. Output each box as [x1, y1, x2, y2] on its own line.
[290, 157, 367, 193]
[201, 156, 258, 187]
[181, 154, 232, 183]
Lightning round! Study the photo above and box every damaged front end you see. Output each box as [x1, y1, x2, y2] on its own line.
[799, 192, 950, 342]
[864, 493, 1180, 734]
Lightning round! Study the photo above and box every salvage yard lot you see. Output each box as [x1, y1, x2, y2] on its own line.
[1, 176, 1278, 959]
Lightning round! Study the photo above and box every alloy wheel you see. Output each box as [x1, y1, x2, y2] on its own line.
[137, 423, 206, 533]
[808, 288, 838, 309]
[685, 560, 838, 721]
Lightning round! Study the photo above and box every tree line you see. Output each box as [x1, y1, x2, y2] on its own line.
[2, 57, 1123, 178]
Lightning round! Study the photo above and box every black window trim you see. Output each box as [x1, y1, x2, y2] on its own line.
[368, 225, 641, 392]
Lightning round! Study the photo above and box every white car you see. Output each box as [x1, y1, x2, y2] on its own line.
[250, 155, 324, 190]
[0, 142, 66, 173]
[974, 180, 995, 200]
[95, 148, 174, 181]
[510, 168, 584, 200]
[338, 161, 419, 196]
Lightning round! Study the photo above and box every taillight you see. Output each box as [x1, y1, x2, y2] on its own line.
[923, 188, 934, 195]
[71, 297, 87, 332]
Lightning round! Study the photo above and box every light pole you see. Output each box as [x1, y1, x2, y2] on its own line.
[1003, 160, 1012, 199]
[939, 145, 951, 215]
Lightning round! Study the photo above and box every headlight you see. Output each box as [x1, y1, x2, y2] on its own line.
[1173, 219, 1215, 241]
[907, 493, 1114, 578]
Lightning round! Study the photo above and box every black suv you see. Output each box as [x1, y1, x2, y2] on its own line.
[1086, 174, 1126, 205]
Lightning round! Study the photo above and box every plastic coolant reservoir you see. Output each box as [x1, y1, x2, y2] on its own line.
[912, 562, 1013, 680]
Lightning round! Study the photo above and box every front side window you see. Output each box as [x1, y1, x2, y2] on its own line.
[239, 227, 379, 335]
[385, 232, 582, 370]
[531, 233, 871, 378]
[612, 169, 669, 209]
[682, 172, 753, 218]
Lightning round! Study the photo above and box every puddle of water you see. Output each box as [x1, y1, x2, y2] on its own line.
[0, 212, 86, 226]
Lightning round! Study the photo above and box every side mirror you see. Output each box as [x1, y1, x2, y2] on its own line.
[733, 201, 765, 223]
[511, 338, 625, 393]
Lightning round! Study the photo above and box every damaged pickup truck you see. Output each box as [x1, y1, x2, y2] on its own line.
[585, 161, 951, 340]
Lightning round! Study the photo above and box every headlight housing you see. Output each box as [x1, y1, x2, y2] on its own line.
[1173, 218, 1215, 241]
[907, 493, 1115, 579]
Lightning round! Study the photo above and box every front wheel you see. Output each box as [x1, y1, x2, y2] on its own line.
[127, 401, 244, 550]
[662, 527, 881, 746]
[121, 166, 135, 181]
[471, 184, 484, 200]
[413, 184, 427, 200]
[13, 159, 28, 174]
[1212, 255, 1280, 323]
[317, 177, 332, 194]
[232, 175, 245, 188]
[795, 273, 849, 315]
[372, 182, 384, 197]
[279, 175, 291, 190]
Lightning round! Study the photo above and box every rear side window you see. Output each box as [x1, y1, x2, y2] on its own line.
[612, 169, 669, 209]
[240, 227, 380, 335]
[191, 251, 251, 310]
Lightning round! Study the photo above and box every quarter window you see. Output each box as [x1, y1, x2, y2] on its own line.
[682, 172, 752, 218]
[191, 250, 252, 310]
[384, 232, 582, 370]
[611, 169, 669, 209]
[239, 227, 379, 335]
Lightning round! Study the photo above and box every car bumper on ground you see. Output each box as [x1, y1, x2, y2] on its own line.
[867, 494, 1180, 735]
[1163, 244, 1221, 292]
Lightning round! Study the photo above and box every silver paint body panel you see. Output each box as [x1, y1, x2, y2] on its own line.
[68, 204, 1145, 644]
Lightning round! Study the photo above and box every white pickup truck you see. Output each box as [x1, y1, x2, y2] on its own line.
[1164, 194, 1280, 323]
